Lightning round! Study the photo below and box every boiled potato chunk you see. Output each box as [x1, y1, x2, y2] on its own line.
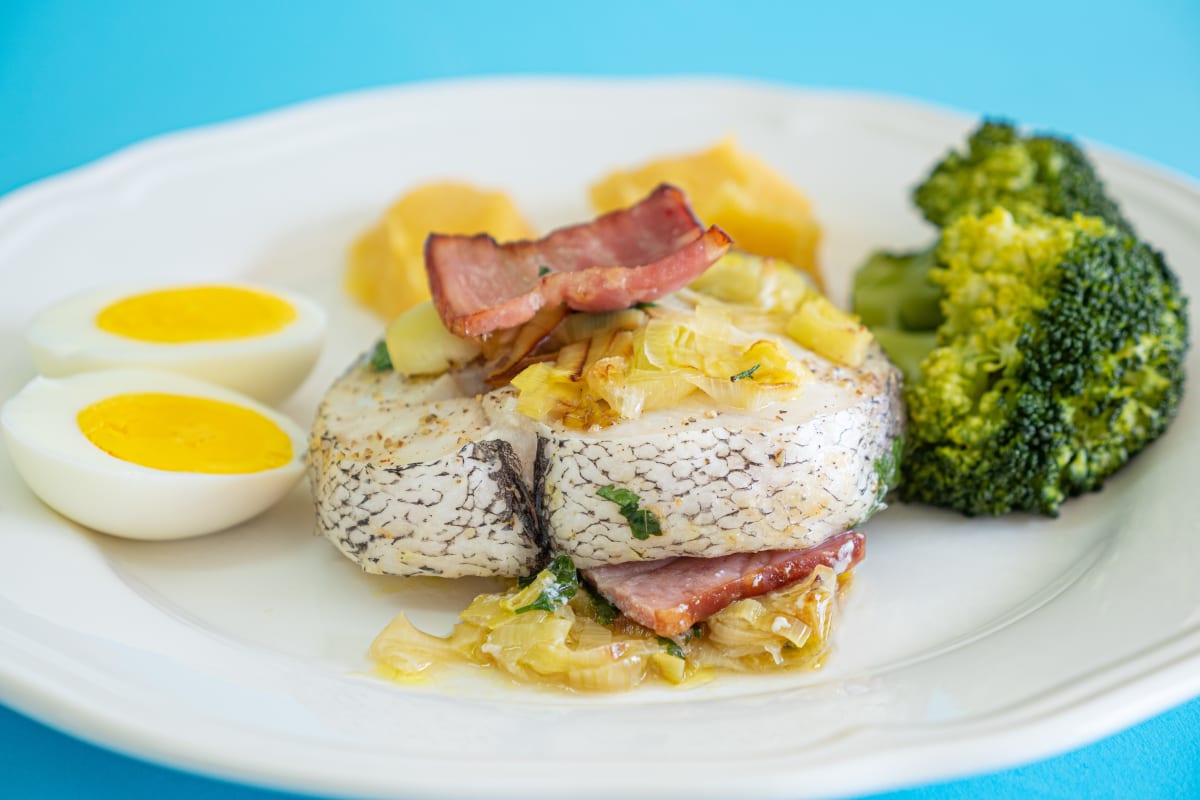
[385, 301, 482, 376]
[590, 139, 823, 287]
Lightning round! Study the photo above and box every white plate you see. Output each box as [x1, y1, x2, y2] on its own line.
[1, 78, 1198, 800]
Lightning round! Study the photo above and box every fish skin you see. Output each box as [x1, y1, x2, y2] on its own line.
[307, 352, 542, 577]
[310, 339, 903, 576]
[536, 344, 903, 567]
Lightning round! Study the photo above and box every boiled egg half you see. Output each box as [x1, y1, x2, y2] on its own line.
[26, 283, 326, 404]
[1, 369, 307, 540]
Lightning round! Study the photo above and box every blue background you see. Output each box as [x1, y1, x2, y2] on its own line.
[3, 1, 1199, 798]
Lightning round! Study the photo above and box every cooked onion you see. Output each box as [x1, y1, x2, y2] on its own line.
[371, 559, 848, 691]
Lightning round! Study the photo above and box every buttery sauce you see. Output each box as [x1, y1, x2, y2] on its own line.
[371, 564, 852, 692]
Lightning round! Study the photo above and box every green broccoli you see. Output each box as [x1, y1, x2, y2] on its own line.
[853, 119, 1189, 516]
[852, 246, 942, 383]
[914, 120, 1131, 232]
[856, 120, 1134, 385]
[903, 208, 1187, 516]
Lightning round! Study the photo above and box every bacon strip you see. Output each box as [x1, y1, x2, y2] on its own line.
[582, 532, 865, 637]
[426, 185, 731, 337]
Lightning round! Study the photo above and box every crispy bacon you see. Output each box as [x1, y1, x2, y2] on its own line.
[582, 531, 865, 637]
[426, 184, 731, 337]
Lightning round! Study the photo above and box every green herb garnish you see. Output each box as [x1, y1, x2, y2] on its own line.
[596, 485, 663, 540]
[657, 636, 686, 660]
[538, 266, 552, 277]
[870, 435, 905, 513]
[582, 584, 621, 626]
[368, 340, 393, 372]
[634, 301, 658, 310]
[730, 364, 760, 382]
[514, 555, 579, 614]
[596, 485, 639, 508]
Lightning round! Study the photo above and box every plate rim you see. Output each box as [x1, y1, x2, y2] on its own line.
[2, 75, 1199, 800]
[5, 74, 1197, 215]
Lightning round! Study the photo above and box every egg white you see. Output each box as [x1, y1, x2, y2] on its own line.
[26, 282, 327, 405]
[0, 369, 308, 540]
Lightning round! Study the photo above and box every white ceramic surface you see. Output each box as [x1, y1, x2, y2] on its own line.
[0, 78, 1197, 800]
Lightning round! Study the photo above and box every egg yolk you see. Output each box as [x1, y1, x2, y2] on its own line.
[96, 287, 296, 343]
[77, 393, 293, 474]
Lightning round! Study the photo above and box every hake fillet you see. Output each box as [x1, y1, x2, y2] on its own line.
[538, 344, 903, 567]
[307, 355, 542, 577]
[310, 342, 902, 576]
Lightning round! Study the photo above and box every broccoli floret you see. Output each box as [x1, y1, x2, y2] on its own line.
[854, 246, 944, 332]
[852, 245, 943, 383]
[855, 118, 1189, 516]
[856, 120, 1133, 384]
[914, 120, 1130, 232]
[901, 208, 1188, 516]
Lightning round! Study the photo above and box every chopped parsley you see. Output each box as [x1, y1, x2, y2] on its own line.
[596, 485, 639, 508]
[634, 301, 658, 310]
[514, 555, 579, 614]
[583, 584, 621, 626]
[368, 340, 393, 372]
[870, 435, 905, 513]
[657, 636, 686, 660]
[596, 485, 663, 540]
[730, 364, 760, 382]
[537, 266, 552, 277]
[656, 624, 704, 659]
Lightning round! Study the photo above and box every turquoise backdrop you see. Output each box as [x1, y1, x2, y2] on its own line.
[2, 2, 1198, 798]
